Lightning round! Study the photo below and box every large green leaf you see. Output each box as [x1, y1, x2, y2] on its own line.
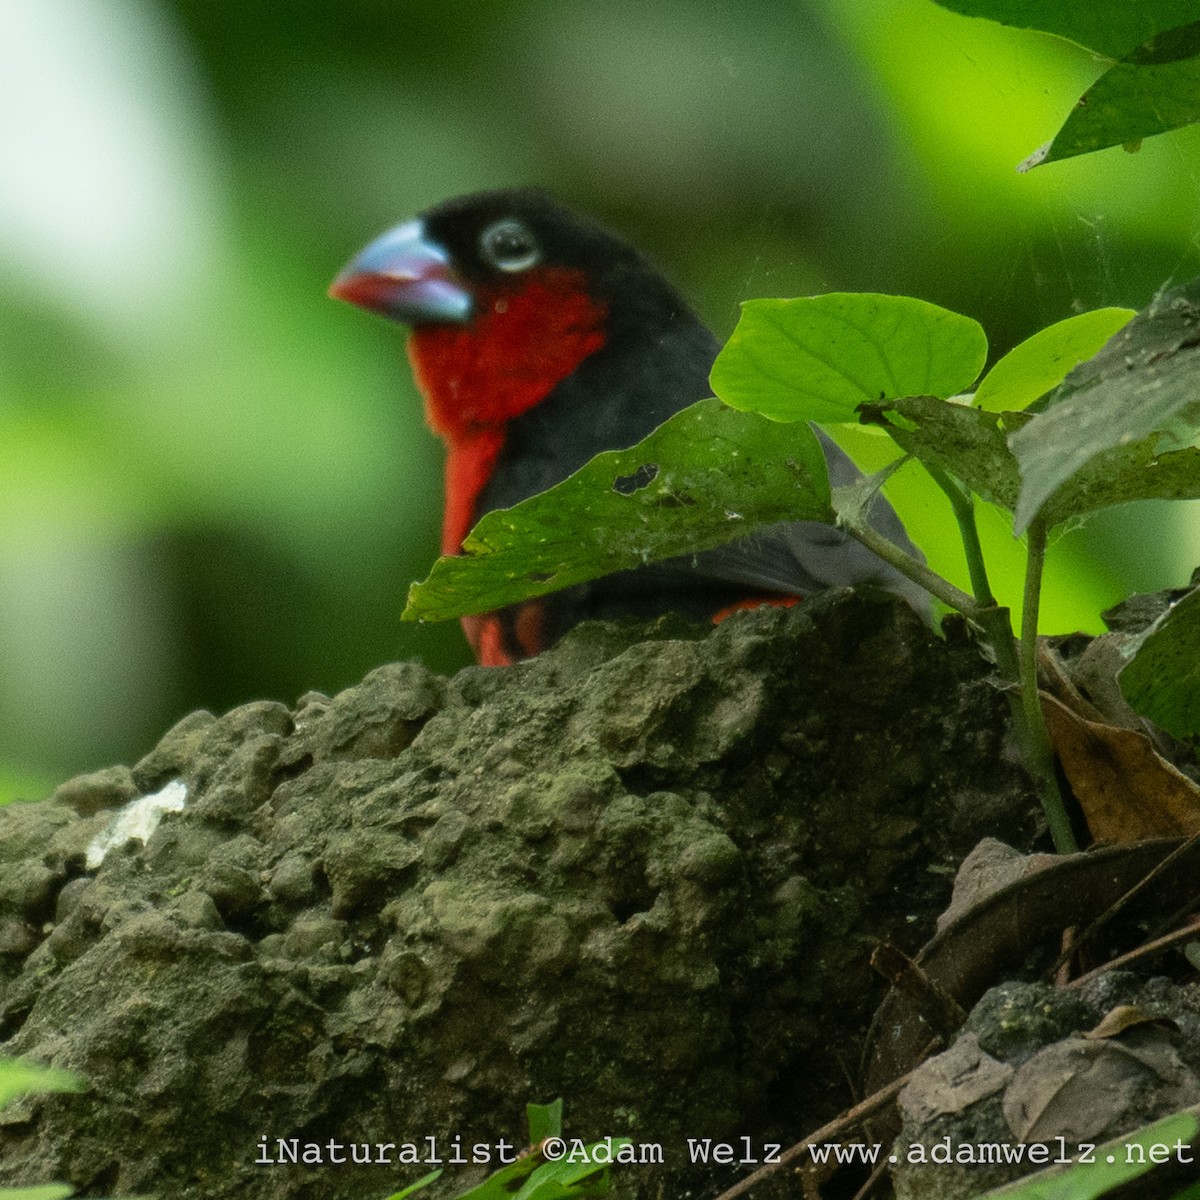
[1119, 585, 1200, 740]
[709, 294, 987, 424]
[1021, 23, 1200, 169]
[403, 400, 831, 622]
[973, 309, 1135, 412]
[1008, 276, 1200, 534]
[932, 0, 1199, 58]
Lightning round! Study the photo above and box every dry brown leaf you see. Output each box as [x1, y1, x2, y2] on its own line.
[1084, 1004, 1177, 1040]
[1002, 1030, 1198, 1144]
[898, 1033, 1013, 1124]
[865, 840, 1200, 1095]
[1041, 692, 1200, 842]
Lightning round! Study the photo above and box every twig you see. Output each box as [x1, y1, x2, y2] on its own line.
[1055, 927, 1077, 987]
[1046, 831, 1200, 982]
[850, 1158, 891, 1200]
[870, 942, 966, 1040]
[711, 1067, 920, 1200]
[1065, 918, 1200, 990]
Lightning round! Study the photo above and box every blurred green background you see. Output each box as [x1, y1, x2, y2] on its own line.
[3, 0, 1199, 801]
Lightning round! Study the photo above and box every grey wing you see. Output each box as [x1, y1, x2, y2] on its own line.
[683, 427, 932, 617]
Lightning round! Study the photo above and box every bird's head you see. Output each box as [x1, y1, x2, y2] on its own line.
[330, 189, 684, 438]
[329, 188, 655, 327]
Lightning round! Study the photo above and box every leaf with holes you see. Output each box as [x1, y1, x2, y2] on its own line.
[709, 294, 987, 424]
[403, 399, 831, 622]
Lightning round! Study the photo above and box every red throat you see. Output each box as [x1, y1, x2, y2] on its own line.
[407, 268, 608, 556]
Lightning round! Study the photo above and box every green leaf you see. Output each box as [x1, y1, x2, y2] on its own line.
[383, 1106, 624, 1200]
[380, 1169, 443, 1200]
[1009, 276, 1200, 535]
[967, 1105, 1199, 1198]
[865, 396, 1022, 510]
[452, 1157, 542, 1200]
[871, 395, 1200, 530]
[973, 309, 1135, 412]
[709, 294, 987, 424]
[0, 765, 55, 807]
[0, 1059, 84, 1109]
[1042, 441, 1200, 523]
[932, 0, 1200, 58]
[514, 1142, 631, 1200]
[527, 1100, 563, 1146]
[1119, 585, 1200, 740]
[403, 399, 832, 623]
[1020, 24, 1200, 169]
[0, 1187, 75, 1200]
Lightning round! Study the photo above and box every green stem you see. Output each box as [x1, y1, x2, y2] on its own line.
[1019, 519, 1047, 728]
[922, 463, 1021, 686]
[839, 511, 981, 618]
[923, 463, 996, 608]
[1021, 518, 1079, 853]
[842, 492, 1017, 694]
[845, 484, 1076, 853]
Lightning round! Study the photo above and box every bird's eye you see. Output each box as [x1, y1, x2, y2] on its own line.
[479, 218, 540, 273]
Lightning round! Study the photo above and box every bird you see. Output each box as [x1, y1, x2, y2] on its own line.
[330, 188, 928, 666]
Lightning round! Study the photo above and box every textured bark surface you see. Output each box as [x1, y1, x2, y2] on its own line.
[0, 591, 1037, 1199]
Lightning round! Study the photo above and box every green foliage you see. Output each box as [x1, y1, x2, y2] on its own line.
[0, 1059, 84, 1200]
[966, 1104, 1200, 1199]
[406, 281, 1196, 631]
[1120, 585, 1200, 740]
[0, 1058, 83, 1109]
[934, 0, 1200, 168]
[1008, 277, 1200, 533]
[6, 0, 1200, 792]
[932, 0, 1200, 58]
[709, 294, 988, 422]
[1026, 26, 1200, 167]
[972, 309, 1134, 413]
[404, 277, 1200, 851]
[403, 400, 830, 622]
[407, 285, 1196, 625]
[383, 1172, 444, 1200]
[876, 397, 1200, 540]
[383, 1100, 626, 1200]
[526, 1101, 564, 1147]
